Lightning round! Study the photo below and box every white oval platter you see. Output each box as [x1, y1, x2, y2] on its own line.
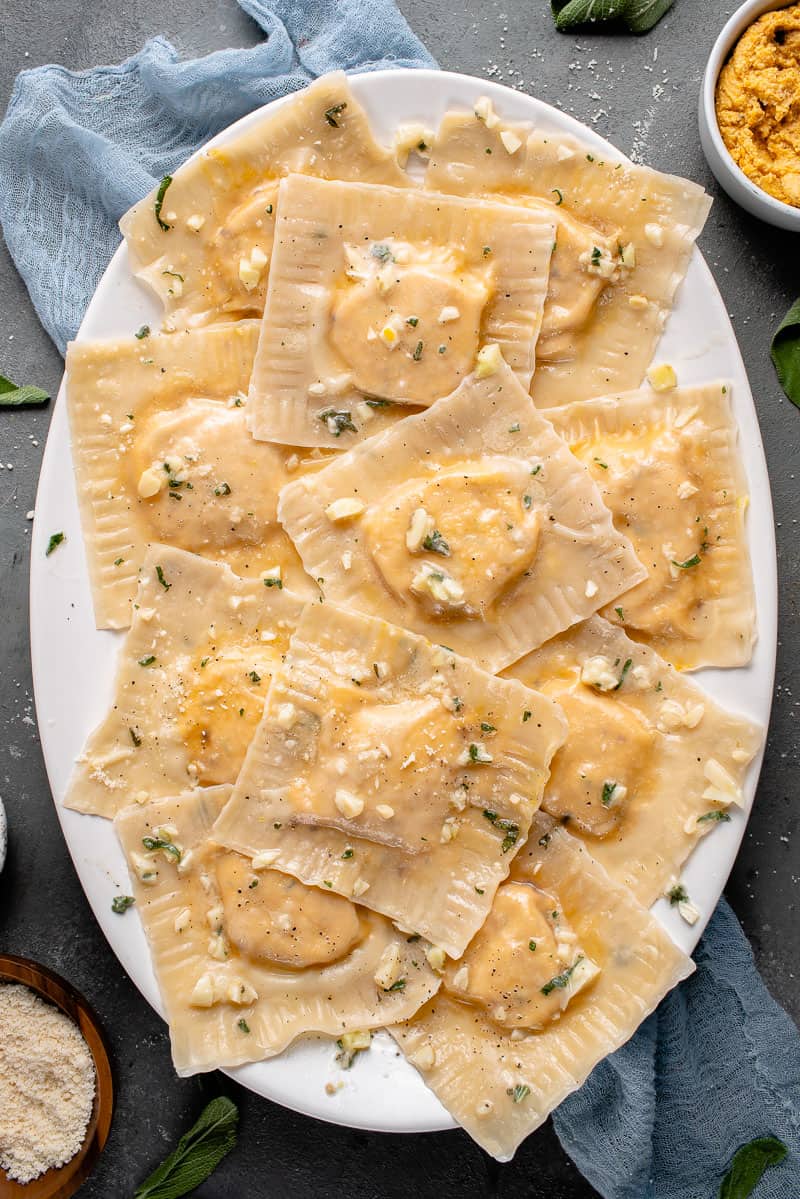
[30, 69, 776, 1136]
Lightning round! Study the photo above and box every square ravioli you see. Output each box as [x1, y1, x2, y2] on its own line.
[64, 546, 305, 818]
[115, 786, 439, 1075]
[211, 601, 567, 958]
[66, 322, 322, 629]
[389, 815, 693, 1161]
[424, 102, 711, 408]
[277, 357, 645, 671]
[119, 73, 409, 330]
[505, 616, 763, 907]
[547, 381, 755, 669]
[245, 173, 556, 447]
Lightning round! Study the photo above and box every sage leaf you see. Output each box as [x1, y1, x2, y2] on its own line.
[552, 0, 673, 34]
[0, 373, 49, 406]
[133, 1096, 238, 1199]
[718, 1135, 788, 1199]
[771, 297, 800, 409]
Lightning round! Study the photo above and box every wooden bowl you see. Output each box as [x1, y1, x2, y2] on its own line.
[0, 955, 114, 1198]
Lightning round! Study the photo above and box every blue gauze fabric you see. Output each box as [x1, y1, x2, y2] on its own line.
[1, 4, 798, 1196]
[554, 899, 800, 1197]
[0, 0, 436, 353]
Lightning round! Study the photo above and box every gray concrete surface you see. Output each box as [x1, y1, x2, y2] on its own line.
[0, 1, 798, 1196]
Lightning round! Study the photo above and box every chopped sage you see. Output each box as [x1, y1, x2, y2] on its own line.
[154, 175, 173, 232]
[541, 955, 584, 996]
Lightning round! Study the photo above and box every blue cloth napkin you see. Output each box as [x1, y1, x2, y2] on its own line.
[554, 899, 800, 1197]
[0, 0, 435, 353]
[1, 4, 798, 1195]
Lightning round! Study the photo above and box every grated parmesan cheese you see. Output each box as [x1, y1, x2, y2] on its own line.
[0, 983, 96, 1183]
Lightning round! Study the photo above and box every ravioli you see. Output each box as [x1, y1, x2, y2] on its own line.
[66, 323, 321, 629]
[547, 381, 755, 669]
[389, 815, 693, 1161]
[119, 73, 409, 330]
[277, 356, 645, 671]
[246, 174, 556, 447]
[64, 546, 305, 818]
[115, 786, 439, 1075]
[211, 601, 567, 958]
[506, 616, 762, 906]
[424, 103, 711, 408]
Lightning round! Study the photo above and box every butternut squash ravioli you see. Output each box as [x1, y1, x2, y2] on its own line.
[54, 72, 766, 1163]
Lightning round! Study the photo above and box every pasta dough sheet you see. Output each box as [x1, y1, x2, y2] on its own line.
[548, 381, 755, 670]
[120, 73, 409, 330]
[424, 104, 711, 407]
[64, 545, 305, 818]
[277, 356, 645, 671]
[506, 616, 763, 906]
[66, 322, 324, 628]
[115, 786, 439, 1074]
[389, 815, 693, 1160]
[246, 173, 555, 447]
[212, 600, 567, 958]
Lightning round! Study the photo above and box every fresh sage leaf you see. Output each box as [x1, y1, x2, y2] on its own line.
[133, 1096, 238, 1199]
[718, 1135, 788, 1198]
[771, 297, 800, 409]
[552, 0, 673, 34]
[0, 373, 49, 407]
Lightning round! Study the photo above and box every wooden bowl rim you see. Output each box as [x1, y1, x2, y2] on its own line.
[0, 954, 114, 1199]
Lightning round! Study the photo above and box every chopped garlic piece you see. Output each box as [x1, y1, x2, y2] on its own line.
[406, 506, 435, 552]
[339, 1029, 372, 1053]
[584, 579, 599, 598]
[500, 129, 523, 155]
[411, 563, 465, 607]
[563, 955, 601, 999]
[474, 96, 499, 129]
[677, 898, 700, 925]
[618, 241, 636, 268]
[190, 973, 216, 1008]
[334, 789, 364, 819]
[460, 742, 493, 765]
[628, 294, 649, 310]
[657, 698, 705, 732]
[130, 851, 159, 884]
[415, 1043, 436, 1070]
[208, 933, 228, 961]
[677, 480, 699, 499]
[325, 497, 365, 522]
[228, 979, 258, 1006]
[438, 305, 460, 324]
[393, 122, 434, 166]
[702, 758, 744, 807]
[451, 964, 470, 991]
[174, 908, 191, 934]
[426, 945, 446, 972]
[644, 222, 664, 247]
[475, 343, 504, 379]
[374, 943, 404, 990]
[647, 363, 677, 392]
[352, 878, 370, 898]
[137, 466, 164, 499]
[252, 849, 281, 869]
[376, 804, 395, 820]
[238, 256, 262, 290]
[186, 213, 205, 232]
[276, 703, 297, 728]
[580, 655, 619, 691]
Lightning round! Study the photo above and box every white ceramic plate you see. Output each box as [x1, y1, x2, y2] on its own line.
[30, 69, 776, 1135]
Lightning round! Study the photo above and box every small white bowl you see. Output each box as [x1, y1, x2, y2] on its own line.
[698, 0, 800, 232]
